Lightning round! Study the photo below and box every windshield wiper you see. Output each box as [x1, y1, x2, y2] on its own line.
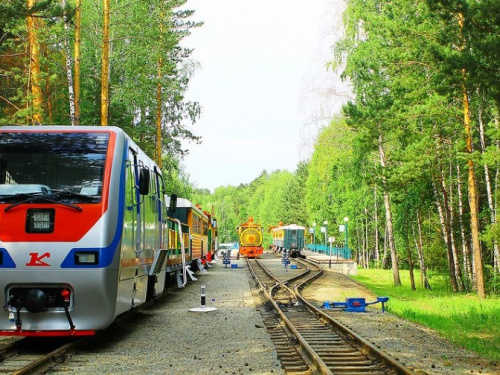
[4, 193, 83, 212]
[49, 190, 99, 202]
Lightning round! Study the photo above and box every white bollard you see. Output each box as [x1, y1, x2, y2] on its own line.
[188, 284, 217, 312]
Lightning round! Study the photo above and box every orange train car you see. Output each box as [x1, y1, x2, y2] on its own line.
[237, 216, 264, 258]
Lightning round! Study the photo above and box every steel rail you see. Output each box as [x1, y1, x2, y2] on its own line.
[248, 258, 334, 374]
[13, 337, 91, 375]
[2, 297, 156, 374]
[293, 266, 416, 375]
[250, 256, 417, 375]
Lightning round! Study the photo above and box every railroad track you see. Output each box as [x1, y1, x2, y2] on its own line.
[247, 255, 416, 375]
[0, 300, 149, 374]
[0, 337, 89, 374]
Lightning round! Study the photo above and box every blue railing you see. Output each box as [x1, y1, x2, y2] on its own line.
[306, 244, 352, 260]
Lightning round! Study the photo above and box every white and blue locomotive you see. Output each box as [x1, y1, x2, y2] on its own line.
[0, 126, 210, 336]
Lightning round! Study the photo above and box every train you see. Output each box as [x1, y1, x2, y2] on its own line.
[237, 216, 263, 258]
[167, 197, 218, 270]
[271, 223, 306, 258]
[0, 125, 217, 337]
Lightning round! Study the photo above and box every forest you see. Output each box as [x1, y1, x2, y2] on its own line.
[1, 0, 500, 298]
[193, 0, 500, 299]
[0, 0, 200, 174]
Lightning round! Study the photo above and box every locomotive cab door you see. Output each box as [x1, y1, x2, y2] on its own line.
[119, 148, 145, 309]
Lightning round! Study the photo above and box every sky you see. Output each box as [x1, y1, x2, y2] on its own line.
[180, 0, 351, 192]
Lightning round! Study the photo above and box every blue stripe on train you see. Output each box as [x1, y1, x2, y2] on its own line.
[0, 248, 15, 268]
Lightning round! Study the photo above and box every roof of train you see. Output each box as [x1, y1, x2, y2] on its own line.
[272, 224, 305, 231]
[165, 196, 207, 218]
[0, 125, 124, 133]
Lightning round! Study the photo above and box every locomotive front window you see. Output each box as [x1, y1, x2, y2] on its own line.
[0, 132, 109, 204]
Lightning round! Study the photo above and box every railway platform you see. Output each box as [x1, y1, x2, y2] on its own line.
[302, 250, 358, 275]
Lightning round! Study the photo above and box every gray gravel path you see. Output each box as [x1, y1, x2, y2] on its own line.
[63, 258, 284, 374]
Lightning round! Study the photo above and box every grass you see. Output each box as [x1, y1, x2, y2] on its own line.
[352, 268, 500, 361]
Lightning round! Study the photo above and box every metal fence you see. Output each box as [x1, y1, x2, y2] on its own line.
[306, 244, 352, 260]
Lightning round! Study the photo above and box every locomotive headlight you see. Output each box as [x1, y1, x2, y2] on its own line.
[26, 208, 55, 233]
[75, 251, 98, 265]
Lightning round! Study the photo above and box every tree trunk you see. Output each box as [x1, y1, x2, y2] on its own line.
[378, 134, 401, 286]
[407, 236, 416, 291]
[100, 0, 110, 126]
[156, 64, 163, 168]
[433, 177, 459, 293]
[361, 229, 368, 269]
[74, 0, 81, 125]
[374, 184, 380, 266]
[457, 164, 473, 286]
[459, 12, 485, 298]
[27, 0, 43, 124]
[405, 207, 415, 291]
[479, 96, 500, 277]
[415, 211, 431, 290]
[382, 222, 389, 269]
[364, 205, 369, 268]
[463, 82, 484, 297]
[62, 0, 76, 125]
[446, 165, 465, 291]
[494, 114, 500, 274]
[155, 5, 165, 168]
[43, 47, 53, 122]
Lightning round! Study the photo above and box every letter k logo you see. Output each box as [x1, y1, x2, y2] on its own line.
[26, 252, 51, 266]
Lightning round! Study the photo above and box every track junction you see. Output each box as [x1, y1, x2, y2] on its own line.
[247, 254, 415, 374]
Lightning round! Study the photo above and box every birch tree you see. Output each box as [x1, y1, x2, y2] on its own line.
[74, 0, 81, 125]
[61, 0, 75, 125]
[27, 0, 43, 124]
[100, 0, 110, 126]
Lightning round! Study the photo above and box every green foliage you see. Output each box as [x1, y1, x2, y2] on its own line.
[1, 0, 200, 165]
[190, 169, 309, 246]
[326, 0, 500, 291]
[163, 162, 194, 201]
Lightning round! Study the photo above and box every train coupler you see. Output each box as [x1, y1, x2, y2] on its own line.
[15, 307, 22, 331]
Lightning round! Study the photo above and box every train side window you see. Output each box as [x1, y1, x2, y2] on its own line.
[138, 167, 149, 195]
[169, 194, 177, 212]
[125, 161, 136, 207]
[150, 170, 155, 195]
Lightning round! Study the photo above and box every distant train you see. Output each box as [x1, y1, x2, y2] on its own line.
[0, 125, 216, 337]
[237, 216, 263, 258]
[272, 223, 306, 258]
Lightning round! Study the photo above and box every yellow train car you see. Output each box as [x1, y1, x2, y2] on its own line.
[168, 198, 209, 268]
[271, 222, 285, 252]
[237, 216, 263, 258]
